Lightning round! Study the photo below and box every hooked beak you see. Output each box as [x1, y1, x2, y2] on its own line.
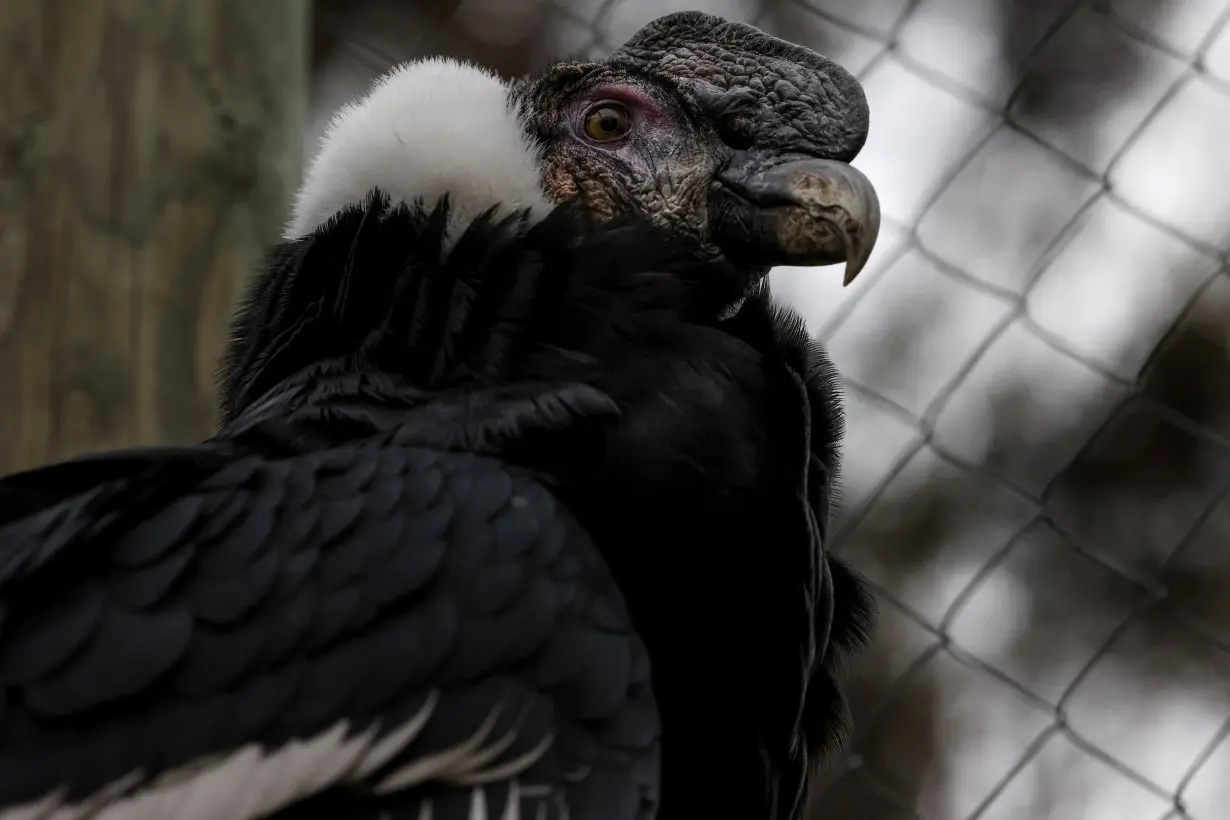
[710, 154, 881, 286]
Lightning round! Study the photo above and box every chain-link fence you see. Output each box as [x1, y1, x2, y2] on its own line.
[309, 1, 1230, 817]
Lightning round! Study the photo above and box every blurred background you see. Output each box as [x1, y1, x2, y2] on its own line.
[3, 1, 1230, 818]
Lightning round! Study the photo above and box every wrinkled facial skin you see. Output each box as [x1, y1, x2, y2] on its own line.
[509, 12, 881, 298]
[514, 63, 729, 258]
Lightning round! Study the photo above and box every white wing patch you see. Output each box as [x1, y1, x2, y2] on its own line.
[412, 780, 559, 820]
[285, 57, 553, 242]
[372, 701, 554, 793]
[2, 690, 562, 820]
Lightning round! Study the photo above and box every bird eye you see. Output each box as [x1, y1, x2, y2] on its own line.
[583, 103, 631, 142]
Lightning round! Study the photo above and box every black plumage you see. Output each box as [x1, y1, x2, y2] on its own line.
[0, 191, 870, 820]
[0, 445, 655, 820]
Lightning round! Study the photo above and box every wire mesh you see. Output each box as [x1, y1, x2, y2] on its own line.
[311, 1, 1230, 817]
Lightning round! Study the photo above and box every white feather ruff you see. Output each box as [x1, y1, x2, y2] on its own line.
[285, 57, 552, 240]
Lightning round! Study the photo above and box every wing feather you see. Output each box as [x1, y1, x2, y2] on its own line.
[0, 444, 658, 820]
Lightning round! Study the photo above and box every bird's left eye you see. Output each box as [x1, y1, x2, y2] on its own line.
[583, 103, 631, 142]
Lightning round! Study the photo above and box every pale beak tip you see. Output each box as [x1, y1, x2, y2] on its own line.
[842, 262, 860, 287]
[841, 231, 874, 287]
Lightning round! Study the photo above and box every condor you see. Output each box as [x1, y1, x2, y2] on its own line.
[0, 12, 877, 820]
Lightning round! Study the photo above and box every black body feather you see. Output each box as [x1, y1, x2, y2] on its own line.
[0, 191, 871, 820]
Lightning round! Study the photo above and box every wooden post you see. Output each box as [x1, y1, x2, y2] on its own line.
[0, 0, 310, 474]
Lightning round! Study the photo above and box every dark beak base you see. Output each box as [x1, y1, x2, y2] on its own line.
[711, 156, 881, 286]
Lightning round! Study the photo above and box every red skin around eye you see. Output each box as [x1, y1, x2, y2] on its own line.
[574, 85, 674, 151]
[584, 85, 666, 126]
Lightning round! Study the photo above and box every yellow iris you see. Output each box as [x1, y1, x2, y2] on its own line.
[584, 105, 631, 141]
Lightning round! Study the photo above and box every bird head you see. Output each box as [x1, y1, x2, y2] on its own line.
[287, 11, 880, 317]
